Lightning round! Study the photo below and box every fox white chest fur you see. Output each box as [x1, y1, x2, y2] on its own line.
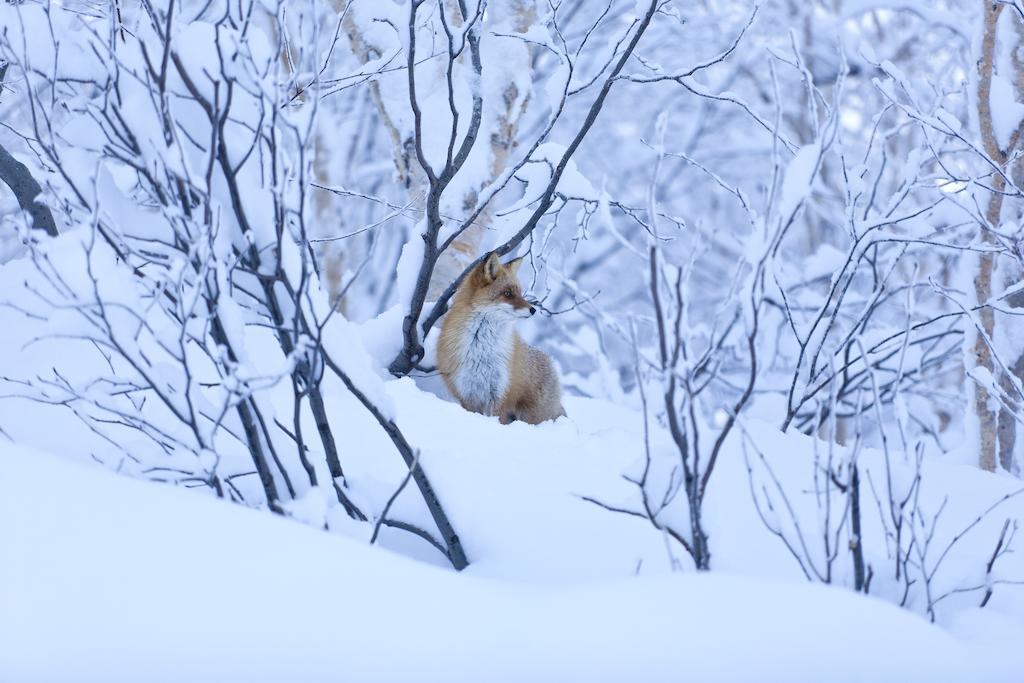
[448, 310, 513, 414]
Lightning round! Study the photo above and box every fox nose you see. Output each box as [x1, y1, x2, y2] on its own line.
[529, 306, 536, 315]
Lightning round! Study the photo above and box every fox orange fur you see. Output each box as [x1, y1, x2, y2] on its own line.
[438, 252, 565, 425]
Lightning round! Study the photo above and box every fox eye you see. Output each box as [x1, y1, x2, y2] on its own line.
[503, 289, 514, 299]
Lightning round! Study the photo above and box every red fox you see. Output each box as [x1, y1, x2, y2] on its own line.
[438, 252, 565, 424]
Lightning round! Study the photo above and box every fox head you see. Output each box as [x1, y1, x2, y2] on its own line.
[460, 252, 536, 321]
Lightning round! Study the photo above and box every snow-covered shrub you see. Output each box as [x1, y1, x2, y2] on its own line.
[0, 0, 466, 566]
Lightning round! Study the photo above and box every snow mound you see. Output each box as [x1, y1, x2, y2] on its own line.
[0, 444, 989, 682]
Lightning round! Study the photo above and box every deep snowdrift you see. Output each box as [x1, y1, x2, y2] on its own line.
[2, 235, 1024, 680]
[0, 443, 998, 683]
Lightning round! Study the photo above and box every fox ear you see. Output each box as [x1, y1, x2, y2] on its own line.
[481, 251, 502, 283]
[504, 256, 525, 276]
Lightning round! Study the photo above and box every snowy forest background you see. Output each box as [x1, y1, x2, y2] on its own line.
[3, 0, 1024, 680]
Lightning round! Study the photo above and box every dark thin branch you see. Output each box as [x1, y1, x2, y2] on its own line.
[0, 60, 56, 236]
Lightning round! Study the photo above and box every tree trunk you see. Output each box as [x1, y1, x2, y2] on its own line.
[994, 15, 1024, 475]
[974, 1, 1007, 472]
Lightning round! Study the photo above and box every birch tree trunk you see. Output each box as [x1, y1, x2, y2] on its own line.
[996, 15, 1024, 475]
[975, 1, 1021, 472]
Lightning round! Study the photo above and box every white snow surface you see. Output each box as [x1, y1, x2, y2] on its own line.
[1, 232, 1023, 679]
[1, 242, 1023, 682]
[0, 442, 1003, 683]
[989, 74, 1024, 152]
[2, 231, 1024, 679]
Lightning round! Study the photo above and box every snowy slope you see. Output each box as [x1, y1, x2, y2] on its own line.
[0, 444, 997, 683]
[2, 235, 1024, 680]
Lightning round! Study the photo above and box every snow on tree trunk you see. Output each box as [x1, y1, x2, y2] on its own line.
[340, 0, 534, 302]
[425, 0, 535, 300]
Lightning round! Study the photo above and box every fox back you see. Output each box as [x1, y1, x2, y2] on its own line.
[437, 253, 565, 425]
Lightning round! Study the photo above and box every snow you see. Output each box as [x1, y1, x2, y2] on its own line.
[2, 228, 1022, 674]
[395, 220, 427, 310]
[0, 442, 1003, 683]
[777, 142, 820, 224]
[3, 329, 1024, 681]
[796, 242, 846, 282]
[841, 2, 967, 39]
[491, 143, 600, 248]
[988, 74, 1024, 152]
